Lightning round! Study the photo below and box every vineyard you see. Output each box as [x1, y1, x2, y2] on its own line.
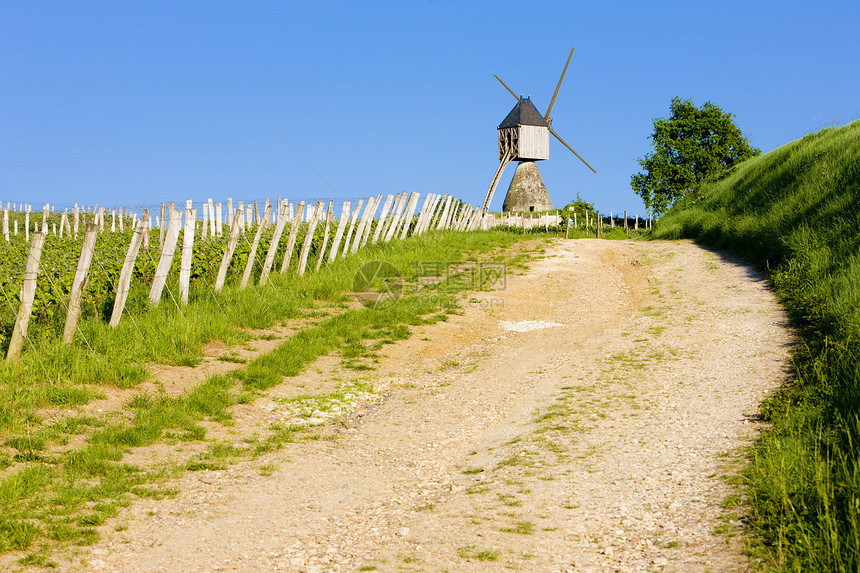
[0, 193, 479, 359]
[0, 194, 651, 363]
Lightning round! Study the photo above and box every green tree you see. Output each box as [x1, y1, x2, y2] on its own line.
[631, 97, 760, 215]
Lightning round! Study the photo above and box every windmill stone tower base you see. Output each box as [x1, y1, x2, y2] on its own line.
[503, 160, 552, 212]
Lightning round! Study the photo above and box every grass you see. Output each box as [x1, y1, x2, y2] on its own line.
[0, 227, 536, 562]
[652, 120, 860, 571]
[457, 545, 501, 561]
[501, 520, 535, 535]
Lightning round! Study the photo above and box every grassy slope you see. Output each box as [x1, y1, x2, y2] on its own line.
[652, 121, 860, 571]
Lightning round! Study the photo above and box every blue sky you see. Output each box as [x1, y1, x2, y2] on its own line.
[1, 0, 858, 216]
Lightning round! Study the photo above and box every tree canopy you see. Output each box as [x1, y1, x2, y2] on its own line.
[631, 97, 760, 216]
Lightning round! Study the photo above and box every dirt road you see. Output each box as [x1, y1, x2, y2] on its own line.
[83, 239, 793, 572]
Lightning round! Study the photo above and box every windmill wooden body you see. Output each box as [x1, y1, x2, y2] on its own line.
[481, 47, 596, 214]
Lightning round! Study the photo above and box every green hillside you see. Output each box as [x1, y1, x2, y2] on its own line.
[653, 121, 860, 570]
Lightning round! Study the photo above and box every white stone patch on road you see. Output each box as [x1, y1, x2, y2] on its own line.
[499, 319, 564, 332]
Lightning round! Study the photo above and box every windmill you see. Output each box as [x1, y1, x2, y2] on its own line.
[481, 47, 596, 214]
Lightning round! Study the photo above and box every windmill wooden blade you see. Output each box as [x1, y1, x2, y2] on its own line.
[548, 126, 596, 173]
[545, 47, 575, 123]
[494, 74, 520, 100]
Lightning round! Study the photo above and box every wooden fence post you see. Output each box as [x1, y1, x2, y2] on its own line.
[400, 192, 421, 239]
[351, 196, 375, 254]
[215, 208, 243, 292]
[298, 201, 324, 275]
[379, 194, 402, 240]
[207, 198, 216, 237]
[395, 191, 415, 236]
[179, 203, 197, 303]
[62, 224, 98, 343]
[372, 194, 395, 245]
[414, 193, 434, 235]
[241, 201, 271, 289]
[436, 195, 453, 231]
[110, 219, 148, 326]
[6, 233, 46, 363]
[341, 200, 363, 258]
[280, 202, 306, 273]
[360, 194, 383, 248]
[328, 202, 351, 263]
[430, 193, 448, 231]
[149, 207, 182, 304]
[159, 203, 167, 248]
[141, 210, 150, 251]
[316, 201, 334, 272]
[259, 202, 290, 286]
[384, 193, 407, 242]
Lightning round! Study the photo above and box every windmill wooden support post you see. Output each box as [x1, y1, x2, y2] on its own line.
[110, 219, 148, 327]
[481, 150, 513, 214]
[6, 233, 46, 363]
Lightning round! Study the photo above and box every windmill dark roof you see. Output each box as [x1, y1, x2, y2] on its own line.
[498, 97, 549, 129]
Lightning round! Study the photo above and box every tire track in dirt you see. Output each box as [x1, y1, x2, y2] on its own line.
[80, 239, 792, 572]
